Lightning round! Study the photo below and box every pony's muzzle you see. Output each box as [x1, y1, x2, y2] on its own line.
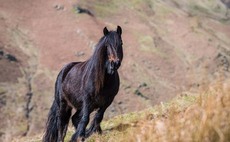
[110, 59, 120, 70]
[114, 59, 121, 70]
[107, 59, 120, 74]
[108, 54, 120, 70]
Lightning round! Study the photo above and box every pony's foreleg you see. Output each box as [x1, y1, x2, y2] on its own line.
[71, 101, 90, 142]
[86, 107, 106, 137]
[58, 100, 72, 142]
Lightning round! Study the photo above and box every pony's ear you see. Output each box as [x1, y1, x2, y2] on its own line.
[117, 26, 122, 36]
[103, 27, 109, 36]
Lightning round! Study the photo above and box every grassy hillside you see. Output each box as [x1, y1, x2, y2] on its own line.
[16, 80, 230, 142]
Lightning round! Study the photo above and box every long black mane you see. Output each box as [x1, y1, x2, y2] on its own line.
[84, 36, 107, 94]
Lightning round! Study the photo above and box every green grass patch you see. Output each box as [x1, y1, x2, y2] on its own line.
[138, 35, 167, 58]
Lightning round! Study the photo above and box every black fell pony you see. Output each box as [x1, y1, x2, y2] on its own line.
[43, 26, 123, 142]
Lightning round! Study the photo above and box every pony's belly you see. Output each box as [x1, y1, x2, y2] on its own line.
[63, 92, 83, 109]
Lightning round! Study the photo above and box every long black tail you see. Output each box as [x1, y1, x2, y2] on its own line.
[42, 99, 59, 142]
[42, 69, 64, 142]
[42, 62, 78, 142]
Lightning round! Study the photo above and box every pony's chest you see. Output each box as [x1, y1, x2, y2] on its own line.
[92, 94, 111, 108]
[93, 85, 119, 107]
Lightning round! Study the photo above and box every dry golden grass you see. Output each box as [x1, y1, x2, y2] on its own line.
[124, 93, 230, 142]
[87, 85, 230, 142]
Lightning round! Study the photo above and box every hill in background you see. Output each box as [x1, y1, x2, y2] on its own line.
[0, 0, 230, 141]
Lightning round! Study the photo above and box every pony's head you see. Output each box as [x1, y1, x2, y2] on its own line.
[103, 26, 123, 74]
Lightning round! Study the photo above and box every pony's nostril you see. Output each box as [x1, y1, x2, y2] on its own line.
[110, 61, 114, 69]
[113, 60, 120, 70]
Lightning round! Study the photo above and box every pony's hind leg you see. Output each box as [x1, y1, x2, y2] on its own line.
[71, 100, 90, 142]
[71, 109, 82, 129]
[58, 99, 72, 142]
[70, 109, 82, 141]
